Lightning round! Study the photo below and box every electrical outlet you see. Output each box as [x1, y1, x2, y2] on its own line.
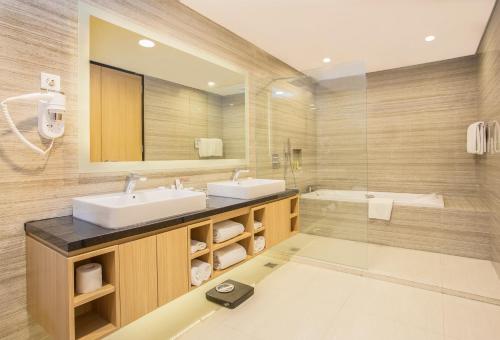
[40, 72, 61, 91]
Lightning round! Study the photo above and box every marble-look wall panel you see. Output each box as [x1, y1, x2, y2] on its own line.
[301, 196, 491, 260]
[315, 56, 479, 196]
[477, 2, 500, 276]
[367, 56, 480, 196]
[0, 1, 304, 338]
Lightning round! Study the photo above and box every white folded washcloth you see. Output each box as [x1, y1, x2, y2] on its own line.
[191, 259, 212, 286]
[190, 239, 207, 254]
[213, 220, 245, 243]
[213, 243, 247, 270]
[254, 236, 266, 254]
[254, 221, 263, 230]
[368, 197, 393, 221]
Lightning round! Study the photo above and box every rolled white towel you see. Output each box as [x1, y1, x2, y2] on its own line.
[191, 259, 212, 286]
[254, 221, 263, 231]
[213, 220, 245, 243]
[254, 236, 266, 254]
[213, 243, 247, 270]
[190, 239, 207, 254]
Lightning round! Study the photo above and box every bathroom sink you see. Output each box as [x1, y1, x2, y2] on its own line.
[72, 188, 206, 229]
[207, 179, 286, 199]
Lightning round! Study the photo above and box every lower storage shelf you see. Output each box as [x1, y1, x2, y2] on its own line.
[75, 310, 116, 340]
[74, 292, 118, 340]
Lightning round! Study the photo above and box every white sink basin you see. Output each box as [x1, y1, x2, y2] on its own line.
[207, 179, 286, 199]
[72, 188, 206, 229]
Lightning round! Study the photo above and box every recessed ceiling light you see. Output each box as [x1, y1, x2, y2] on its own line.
[322, 57, 332, 63]
[208, 81, 216, 87]
[425, 35, 435, 42]
[138, 39, 155, 48]
[275, 91, 284, 95]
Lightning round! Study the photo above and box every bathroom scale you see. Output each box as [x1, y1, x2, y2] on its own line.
[206, 280, 254, 309]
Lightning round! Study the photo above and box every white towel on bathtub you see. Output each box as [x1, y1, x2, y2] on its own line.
[368, 197, 393, 221]
[213, 243, 247, 270]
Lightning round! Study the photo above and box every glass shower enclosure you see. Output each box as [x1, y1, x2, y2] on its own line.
[255, 63, 368, 269]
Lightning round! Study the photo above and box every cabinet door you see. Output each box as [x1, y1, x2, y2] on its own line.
[119, 236, 158, 325]
[157, 227, 189, 305]
[266, 199, 291, 248]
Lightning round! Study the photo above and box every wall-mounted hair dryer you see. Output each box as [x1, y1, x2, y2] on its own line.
[1, 91, 65, 156]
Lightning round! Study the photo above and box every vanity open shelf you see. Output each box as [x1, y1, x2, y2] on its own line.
[212, 232, 252, 251]
[26, 192, 298, 340]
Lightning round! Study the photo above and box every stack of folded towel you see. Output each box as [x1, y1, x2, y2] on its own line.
[190, 259, 212, 286]
[254, 220, 263, 231]
[467, 121, 487, 155]
[213, 220, 245, 243]
[190, 239, 207, 254]
[213, 243, 247, 270]
[254, 236, 266, 254]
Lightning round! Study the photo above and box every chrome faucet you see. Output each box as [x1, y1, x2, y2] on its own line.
[124, 173, 147, 194]
[232, 169, 250, 182]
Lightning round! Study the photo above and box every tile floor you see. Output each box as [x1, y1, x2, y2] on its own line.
[180, 262, 500, 340]
[273, 234, 500, 300]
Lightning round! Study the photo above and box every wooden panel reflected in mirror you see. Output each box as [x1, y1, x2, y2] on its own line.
[90, 63, 143, 162]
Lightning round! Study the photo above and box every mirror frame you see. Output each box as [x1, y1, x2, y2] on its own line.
[78, 2, 249, 172]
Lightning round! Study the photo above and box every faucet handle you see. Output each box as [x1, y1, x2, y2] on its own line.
[174, 177, 189, 190]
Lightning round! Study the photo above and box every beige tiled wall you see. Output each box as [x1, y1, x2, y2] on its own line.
[477, 2, 500, 275]
[0, 1, 303, 338]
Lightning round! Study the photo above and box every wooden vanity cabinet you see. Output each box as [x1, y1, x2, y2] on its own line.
[26, 195, 298, 340]
[157, 227, 189, 305]
[118, 235, 158, 326]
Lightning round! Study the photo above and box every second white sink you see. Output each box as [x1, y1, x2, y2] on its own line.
[207, 178, 286, 199]
[73, 188, 206, 229]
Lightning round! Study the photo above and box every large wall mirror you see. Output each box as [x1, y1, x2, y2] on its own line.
[78, 4, 248, 172]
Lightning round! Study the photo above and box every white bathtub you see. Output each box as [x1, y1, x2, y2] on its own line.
[301, 189, 444, 208]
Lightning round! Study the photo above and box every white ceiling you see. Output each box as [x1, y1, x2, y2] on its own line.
[181, 0, 496, 75]
[90, 16, 245, 95]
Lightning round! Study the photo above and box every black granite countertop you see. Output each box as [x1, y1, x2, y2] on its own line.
[25, 189, 298, 255]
